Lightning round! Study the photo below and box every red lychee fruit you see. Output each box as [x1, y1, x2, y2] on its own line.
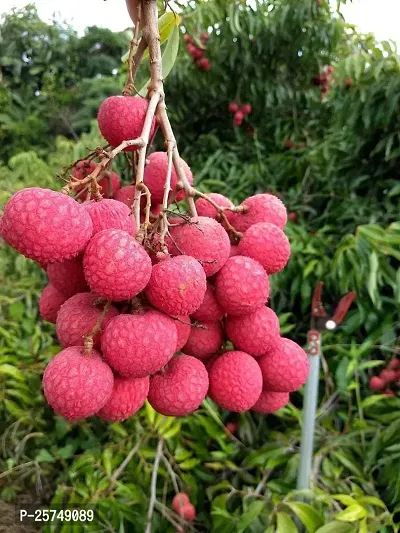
[172, 493, 190, 513]
[383, 389, 396, 396]
[233, 111, 244, 126]
[183, 320, 223, 360]
[192, 48, 204, 60]
[237, 222, 291, 274]
[101, 310, 177, 378]
[225, 306, 280, 357]
[225, 422, 238, 433]
[143, 152, 193, 205]
[183, 34, 192, 44]
[187, 43, 197, 56]
[201, 32, 209, 41]
[175, 167, 194, 202]
[327, 66, 334, 74]
[197, 57, 210, 71]
[97, 96, 156, 151]
[241, 104, 252, 115]
[230, 193, 287, 232]
[178, 503, 196, 521]
[82, 199, 136, 236]
[288, 212, 298, 222]
[215, 256, 270, 316]
[321, 85, 329, 93]
[380, 369, 397, 383]
[73, 162, 121, 200]
[345, 77, 352, 88]
[145, 255, 207, 316]
[258, 338, 310, 392]
[208, 351, 263, 412]
[148, 355, 209, 416]
[174, 316, 191, 351]
[194, 193, 234, 220]
[39, 283, 69, 323]
[114, 185, 136, 209]
[56, 292, 118, 349]
[171, 217, 230, 277]
[388, 359, 400, 370]
[229, 245, 239, 257]
[42, 346, 114, 420]
[1, 188, 93, 264]
[96, 375, 149, 422]
[47, 256, 88, 298]
[191, 282, 224, 321]
[83, 229, 152, 301]
[284, 139, 292, 149]
[252, 390, 289, 413]
[72, 160, 96, 180]
[228, 102, 239, 113]
[369, 376, 385, 391]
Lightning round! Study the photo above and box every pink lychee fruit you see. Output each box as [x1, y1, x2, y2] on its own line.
[171, 217, 230, 276]
[72, 160, 96, 180]
[148, 355, 209, 416]
[97, 375, 150, 422]
[191, 282, 224, 321]
[194, 193, 234, 220]
[56, 292, 118, 349]
[237, 222, 291, 274]
[1, 188, 93, 264]
[388, 358, 400, 370]
[214, 256, 270, 315]
[197, 57, 211, 71]
[73, 162, 121, 200]
[101, 311, 177, 378]
[242, 104, 252, 115]
[233, 111, 244, 127]
[183, 320, 223, 360]
[47, 256, 88, 298]
[143, 152, 193, 205]
[252, 390, 289, 413]
[225, 306, 280, 357]
[174, 316, 191, 351]
[383, 389, 396, 396]
[97, 96, 156, 151]
[83, 229, 152, 301]
[172, 493, 190, 513]
[82, 199, 136, 236]
[230, 193, 287, 232]
[178, 503, 196, 521]
[39, 283, 69, 323]
[369, 376, 385, 391]
[229, 245, 239, 257]
[42, 346, 114, 420]
[145, 255, 207, 316]
[380, 369, 397, 383]
[228, 102, 239, 113]
[258, 338, 310, 392]
[225, 422, 238, 433]
[175, 164, 194, 202]
[114, 185, 137, 209]
[208, 351, 263, 412]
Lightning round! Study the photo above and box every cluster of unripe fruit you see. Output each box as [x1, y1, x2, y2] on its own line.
[183, 32, 210, 72]
[369, 358, 400, 396]
[228, 101, 252, 127]
[0, 94, 310, 425]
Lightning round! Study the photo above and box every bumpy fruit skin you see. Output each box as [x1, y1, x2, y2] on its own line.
[380, 369, 397, 383]
[208, 351, 263, 412]
[238, 222, 291, 274]
[97, 375, 149, 422]
[172, 493, 190, 513]
[215, 256, 270, 316]
[175, 163, 194, 202]
[174, 315, 191, 351]
[145, 255, 207, 316]
[101, 311, 177, 378]
[229, 245, 239, 257]
[252, 390, 289, 413]
[225, 306, 280, 357]
[258, 338, 310, 392]
[178, 503, 196, 521]
[195, 193, 234, 220]
[97, 96, 156, 151]
[183, 320, 223, 360]
[72, 160, 96, 180]
[148, 355, 209, 416]
[230, 194, 287, 232]
[171, 217, 230, 277]
[73, 162, 121, 200]
[369, 376, 385, 391]
[47, 256, 88, 298]
[143, 152, 193, 204]
[1, 188, 93, 264]
[114, 185, 136, 208]
[39, 283, 69, 323]
[56, 293, 118, 349]
[43, 346, 114, 420]
[83, 229, 152, 301]
[83, 199, 136, 236]
[191, 282, 224, 321]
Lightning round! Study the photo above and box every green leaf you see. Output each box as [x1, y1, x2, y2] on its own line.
[237, 500, 265, 532]
[0, 363, 24, 380]
[335, 504, 366, 522]
[36, 449, 54, 463]
[276, 511, 298, 533]
[316, 522, 355, 533]
[285, 502, 324, 532]
[332, 495, 358, 506]
[356, 496, 387, 510]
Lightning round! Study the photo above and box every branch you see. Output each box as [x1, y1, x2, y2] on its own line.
[145, 439, 164, 533]
[110, 437, 144, 484]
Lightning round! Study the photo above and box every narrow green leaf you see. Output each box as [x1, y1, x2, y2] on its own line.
[335, 504, 366, 522]
[316, 522, 355, 533]
[276, 511, 298, 533]
[285, 502, 324, 532]
[237, 500, 265, 532]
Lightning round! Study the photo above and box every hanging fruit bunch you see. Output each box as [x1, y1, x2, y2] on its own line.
[0, 0, 310, 424]
[184, 31, 210, 71]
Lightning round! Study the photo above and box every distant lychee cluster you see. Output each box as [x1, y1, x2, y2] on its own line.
[369, 358, 400, 396]
[312, 65, 334, 99]
[184, 32, 210, 71]
[228, 101, 252, 127]
[0, 95, 310, 424]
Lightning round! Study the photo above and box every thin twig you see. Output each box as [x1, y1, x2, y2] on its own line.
[161, 454, 180, 493]
[145, 439, 164, 533]
[110, 438, 144, 484]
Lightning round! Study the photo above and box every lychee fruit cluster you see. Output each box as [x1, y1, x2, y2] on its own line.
[369, 358, 399, 396]
[312, 65, 334, 99]
[184, 32, 210, 71]
[228, 101, 252, 127]
[1, 94, 309, 424]
[171, 493, 196, 522]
